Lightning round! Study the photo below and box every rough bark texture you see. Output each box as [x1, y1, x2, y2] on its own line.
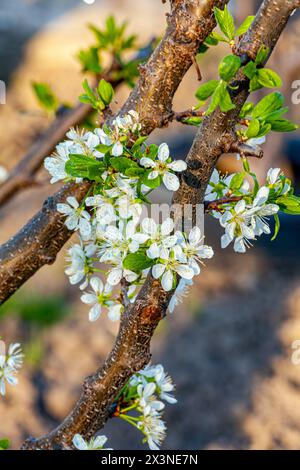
[0, 0, 228, 305]
[21, 0, 299, 450]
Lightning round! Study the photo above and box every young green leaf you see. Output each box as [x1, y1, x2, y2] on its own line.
[214, 6, 235, 41]
[182, 116, 203, 126]
[255, 46, 270, 65]
[110, 157, 139, 172]
[218, 82, 235, 113]
[276, 195, 300, 215]
[229, 172, 245, 190]
[235, 16, 255, 37]
[32, 82, 58, 113]
[243, 61, 257, 80]
[219, 55, 241, 81]
[78, 47, 102, 74]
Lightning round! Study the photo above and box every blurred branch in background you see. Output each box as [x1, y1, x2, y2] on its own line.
[0, 25, 156, 209]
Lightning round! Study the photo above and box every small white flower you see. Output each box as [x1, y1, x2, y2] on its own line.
[220, 199, 255, 253]
[57, 196, 91, 240]
[44, 141, 71, 184]
[152, 247, 194, 292]
[65, 243, 96, 288]
[205, 169, 233, 202]
[137, 382, 165, 416]
[140, 143, 186, 192]
[72, 434, 112, 450]
[0, 342, 23, 397]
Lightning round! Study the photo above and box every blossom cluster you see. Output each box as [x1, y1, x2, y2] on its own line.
[205, 166, 294, 253]
[112, 363, 176, 450]
[0, 341, 23, 396]
[45, 111, 213, 323]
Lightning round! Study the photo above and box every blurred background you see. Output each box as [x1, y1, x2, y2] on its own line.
[0, 0, 300, 450]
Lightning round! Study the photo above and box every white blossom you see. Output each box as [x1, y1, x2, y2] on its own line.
[72, 434, 112, 450]
[57, 197, 91, 240]
[220, 199, 256, 253]
[176, 227, 214, 275]
[140, 143, 186, 191]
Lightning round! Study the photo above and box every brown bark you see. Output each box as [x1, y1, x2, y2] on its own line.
[22, 0, 299, 450]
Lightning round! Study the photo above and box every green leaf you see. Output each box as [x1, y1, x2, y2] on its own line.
[257, 69, 282, 88]
[214, 6, 235, 41]
[255, 46, 270, 65]
[271, 213, 280, 241]
[219, 55, 241, 81]
[141, 171, 161, 189]
[65, 154, 105, 180]
[276, 195, 300, 215]
[98, 79, 114, 106]
[95, 144, 111, 154]
[209, 31, 229, 43]
[110, 157, 139, 172]
[0, 439, 10, 450]
[229, 172, 245, 190]
[246, 118, 260, 138]
[240, 102, 254, 118]
[182, 116, 203, 126]
[123, 253, 153, 273]
[252, 92, 284, 119]
[270, 119, 298, 132]
[235, 16, 255, 36]
[204, 34, 220, 46]
[32, 82, 58, 112]
[195, 80, 219, 101]
[125, 167, 145, 177]
[219, 82, 236, 113]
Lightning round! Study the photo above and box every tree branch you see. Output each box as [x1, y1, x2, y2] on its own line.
[21, 0, 298, 449]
